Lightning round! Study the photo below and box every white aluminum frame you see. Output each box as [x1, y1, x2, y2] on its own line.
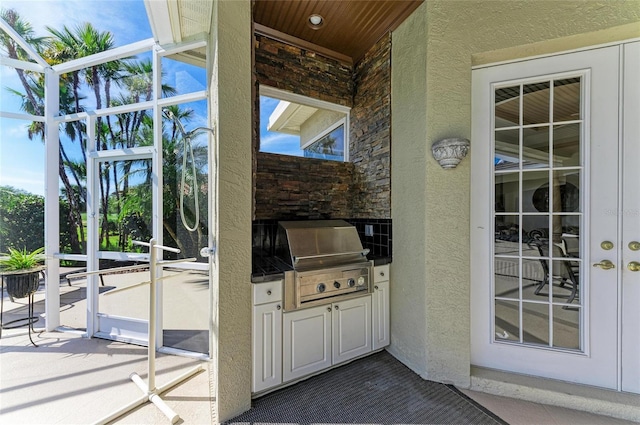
[0, 18, 211, 352]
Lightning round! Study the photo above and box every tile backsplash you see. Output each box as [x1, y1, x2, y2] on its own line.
[252, 218, 392, 260]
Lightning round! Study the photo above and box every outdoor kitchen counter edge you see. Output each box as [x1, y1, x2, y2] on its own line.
[250, 255, 392, 283]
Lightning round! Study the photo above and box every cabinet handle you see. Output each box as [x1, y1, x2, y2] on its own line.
[374, 285, 379, 290]
[380, 271, 385, 277]
[327, 307, 332, 312]
[267, 290, 272, 295]
[276, 304, 281, 310]
[335, 305, 339, 310]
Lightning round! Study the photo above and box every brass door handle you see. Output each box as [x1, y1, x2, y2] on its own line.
[629, 242, 640, 251]
[628, 261, 640, 272]
[593, 260, 615, 270]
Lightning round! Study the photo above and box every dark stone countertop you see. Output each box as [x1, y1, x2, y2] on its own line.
[251, 251, 391, 283]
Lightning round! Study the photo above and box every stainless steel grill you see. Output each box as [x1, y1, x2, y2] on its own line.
[276, 220, 372, 311]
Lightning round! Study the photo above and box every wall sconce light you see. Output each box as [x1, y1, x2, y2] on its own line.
[431, 137, 470, 169]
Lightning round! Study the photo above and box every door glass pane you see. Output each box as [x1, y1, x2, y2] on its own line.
[495, 257, 519, 299]
[493, 75, 584, 352]
[522, 302, 549, 346]
[523, 126, 549, 169]
[524, 170, 550, 213]
[163, 268, 210, 354]
[98, 258, 149, 321]
[495, 173, 519, 213]
[523, 81, 550, 125]
[523, 258, 546, 302]
[523, 215, 548, 252]
[98, 159, 152, 252]
[495, 129, 520, 170]
[495, 215, 519, 255]
[553, 305, 581, 350]
[553, 78, 581, 122]
[495, 85, 520, 128]
[552, 170, 580, 213]
[559, 221, 580, 257]
[553, 123, 580, 167]
[495, 300, 520, 342]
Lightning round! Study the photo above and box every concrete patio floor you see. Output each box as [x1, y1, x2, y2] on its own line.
[0, 327, 213, 424]
[1, 276, 638, 424]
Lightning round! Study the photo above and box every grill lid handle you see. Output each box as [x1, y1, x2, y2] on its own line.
[293, 249, 370, 265]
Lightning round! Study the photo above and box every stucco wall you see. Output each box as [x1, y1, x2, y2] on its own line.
[211, 0, 253, 421]
[390, 0, 640, 387]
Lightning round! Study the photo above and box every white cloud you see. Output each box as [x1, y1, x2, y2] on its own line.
[260, 133, 294, 148]
[0, 120, 30, 138]
[0, 173, 45, 195]
[260, 132, 303, 157]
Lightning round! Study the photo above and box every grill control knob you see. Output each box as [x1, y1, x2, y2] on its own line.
[334, 281, 341, 289]
[357, 276, 366, 286]
[317, 283, 326, 293]
[347, 278, 355, 288]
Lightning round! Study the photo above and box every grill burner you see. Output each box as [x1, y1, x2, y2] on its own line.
[276, 220, 373, 311]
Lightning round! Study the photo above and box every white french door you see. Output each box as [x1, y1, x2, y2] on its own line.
[471, 42, 640, 393]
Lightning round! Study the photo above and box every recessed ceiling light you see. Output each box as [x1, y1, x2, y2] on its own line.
[307, 14, 324, 30]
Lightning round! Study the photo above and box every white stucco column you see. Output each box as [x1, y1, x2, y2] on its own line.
[209, 0, 253, 421]
[389, 3, 430, 378]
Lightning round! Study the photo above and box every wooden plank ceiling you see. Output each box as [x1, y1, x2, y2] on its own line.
[253, 0, 424, 63]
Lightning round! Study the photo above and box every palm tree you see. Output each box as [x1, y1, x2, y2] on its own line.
[0, 8, 46, 115]
[1, 10, 87, 252]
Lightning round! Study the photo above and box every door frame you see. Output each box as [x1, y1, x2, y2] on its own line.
[86, 145, 155, 344]
[470, 44, 628, 390]
[621, 41, 640, 393]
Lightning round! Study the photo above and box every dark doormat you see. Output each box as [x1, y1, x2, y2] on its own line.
[227, 350, 507, 425]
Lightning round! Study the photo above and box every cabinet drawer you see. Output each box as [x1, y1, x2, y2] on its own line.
[374, 265, 389, 283]
[253, 280, 283, 305]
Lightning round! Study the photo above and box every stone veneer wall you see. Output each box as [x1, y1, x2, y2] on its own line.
[253, 33, 391, 219]
[255, 152, 362, 219]
[350, 35, 392, 218]
[254, 34, 353, 107]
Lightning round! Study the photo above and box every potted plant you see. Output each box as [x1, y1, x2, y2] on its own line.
[0, 247, 45, 299]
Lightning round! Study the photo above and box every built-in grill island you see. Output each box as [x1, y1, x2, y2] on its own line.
[275, 220, 373, 311]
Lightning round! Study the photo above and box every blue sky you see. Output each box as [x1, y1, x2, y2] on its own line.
[0, 0, 206, 195]
[259, 96, 302, 157]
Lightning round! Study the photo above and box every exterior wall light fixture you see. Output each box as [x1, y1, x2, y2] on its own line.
[431, 137, 470, 169]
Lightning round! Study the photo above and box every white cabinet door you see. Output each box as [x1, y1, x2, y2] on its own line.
[283, 304, 332, 382]
[372, 280, 390, 350]
[332, 296, 372, 364]
[252, 301, 282, 393]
